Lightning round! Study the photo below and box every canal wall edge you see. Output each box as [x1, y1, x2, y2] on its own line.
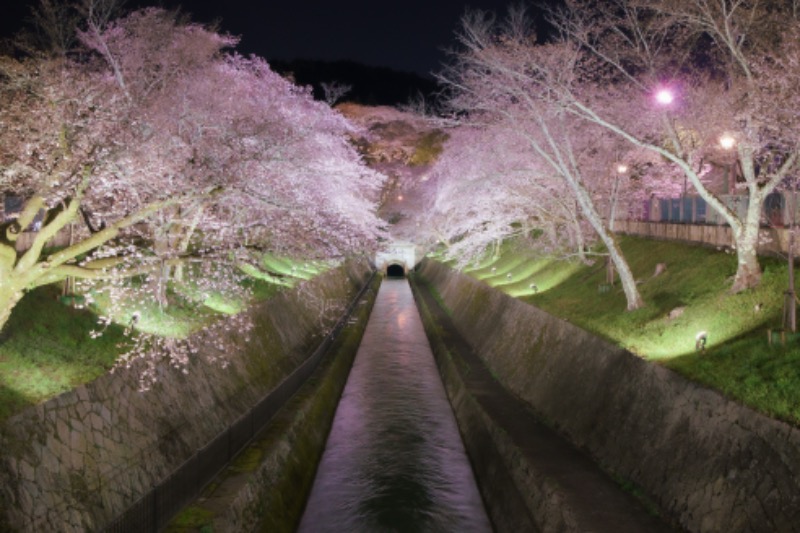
[418, 259, 800, 533]
[200, 273, 379, 533]
[0, 259, 372, 532]
[411, 279, 540, 532]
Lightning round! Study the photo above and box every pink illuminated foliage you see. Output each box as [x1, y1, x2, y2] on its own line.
[417, 124, 594, 267]
[0, 8, 384, 377]
[548, 0, 800, 292]
[433, 0, 800, 304]
[436, 7, 647, 310]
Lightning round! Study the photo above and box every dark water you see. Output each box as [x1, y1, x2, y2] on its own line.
[297, 279, 491, 533]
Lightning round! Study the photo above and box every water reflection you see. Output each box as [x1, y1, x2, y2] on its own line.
[298, 279, 491, 533]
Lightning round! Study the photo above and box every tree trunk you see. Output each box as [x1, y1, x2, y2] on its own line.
[0, 283, 25, 334]
[173, 206, 204, 282]
[603, 232, 643, 310]
[561, 164, 644, 310]
[570, 102, 780, 294]
[729, 195, 764, 292]
[572, 220, 587, 262]
[730, 243, 762, 292]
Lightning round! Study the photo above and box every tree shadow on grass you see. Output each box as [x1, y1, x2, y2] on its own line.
[0, 382, 35, 424]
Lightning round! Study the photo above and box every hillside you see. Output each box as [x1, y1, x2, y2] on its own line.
[337, 103, 447, 237]
[270, 59, 439, 106]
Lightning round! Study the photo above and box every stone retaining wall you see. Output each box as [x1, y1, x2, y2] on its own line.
[0, 259, 371, 532]
[411, 280, 539, 532]
[206, 274, 379, 533]
[419, 259, 800, 533]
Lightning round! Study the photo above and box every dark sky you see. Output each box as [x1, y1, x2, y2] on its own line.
[1, 0, 556, 77]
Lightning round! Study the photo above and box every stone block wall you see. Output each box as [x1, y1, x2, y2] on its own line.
[419, 259, 800, 532]
[0, 259, 371, 532]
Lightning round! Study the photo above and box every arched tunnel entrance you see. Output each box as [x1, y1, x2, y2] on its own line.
[386, 263, 405, 277]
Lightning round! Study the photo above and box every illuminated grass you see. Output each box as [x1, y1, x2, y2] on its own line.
[460, 235, 800, 425]
[88, 289, 217, 338]
[461, 252, 501, 273]
[261, 254, 314, 281]
[0, 253, 322, 423]
[471, 255, 583, 297]
[0, 286, 129, 422]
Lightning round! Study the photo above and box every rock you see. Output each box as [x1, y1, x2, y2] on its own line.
[668, 306, 686, 320]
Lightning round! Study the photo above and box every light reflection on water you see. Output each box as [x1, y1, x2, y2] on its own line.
[297, 279, 491, 533]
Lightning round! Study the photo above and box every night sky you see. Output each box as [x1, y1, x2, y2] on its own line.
[1, 0, 556, 77]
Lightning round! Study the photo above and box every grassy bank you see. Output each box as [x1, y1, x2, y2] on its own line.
[455, 236, 800, 425]
[0, 256, 332, 424]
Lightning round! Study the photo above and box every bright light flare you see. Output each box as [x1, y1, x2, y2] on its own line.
[616, 164, 628, 174]
[655, 88, 674, 105]
[719, 134, 736, 150]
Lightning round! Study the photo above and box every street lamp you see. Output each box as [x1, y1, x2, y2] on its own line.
[606, 163, 628, 284]
[719, 134, 738, 195]
[609, 163, 627, 232]
[719, 134, 736, 150]
[654, 88, 675, 106]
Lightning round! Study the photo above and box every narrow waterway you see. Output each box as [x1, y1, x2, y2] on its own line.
[297, 278, 491, 533]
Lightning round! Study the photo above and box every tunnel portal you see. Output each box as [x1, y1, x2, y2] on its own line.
[374, 241, 416, 277]
[386, 263, 405, 277]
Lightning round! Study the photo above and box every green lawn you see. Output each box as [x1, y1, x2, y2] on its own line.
[457, 236, 800, 426]
[0, 285, 129, 422]
[0, 255, 331, 423]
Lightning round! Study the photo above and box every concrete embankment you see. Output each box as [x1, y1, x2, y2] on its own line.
[415, 259, 800, 533]
[172, 271, 381, 533]
[0, 259, 372, 532]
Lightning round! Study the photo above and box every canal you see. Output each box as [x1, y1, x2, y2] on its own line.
[297, 278, 491, 532]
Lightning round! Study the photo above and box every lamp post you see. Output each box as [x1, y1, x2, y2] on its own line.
[655, 88, 675, 106]
[606, 163, 627, 285]
[609, 163, 627, 233]
[720, 133, 737, 195]
[654, 87, 690, 221]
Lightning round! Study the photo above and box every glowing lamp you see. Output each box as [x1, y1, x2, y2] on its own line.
[719, 134, 736, 150]
[655, 88, 674, 105]
[695, 331, 708, 351]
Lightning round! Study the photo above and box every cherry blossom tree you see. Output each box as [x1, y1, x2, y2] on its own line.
[545, 0, 800, 292]
[0, 8, 384, 333]
[416, 123, 594, 268]
[321, 81, 353, 105]
[438, 8, 645, 309]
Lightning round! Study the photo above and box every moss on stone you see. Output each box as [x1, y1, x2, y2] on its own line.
[163, 274, 380, 533]
[164, 505, 215, 532]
